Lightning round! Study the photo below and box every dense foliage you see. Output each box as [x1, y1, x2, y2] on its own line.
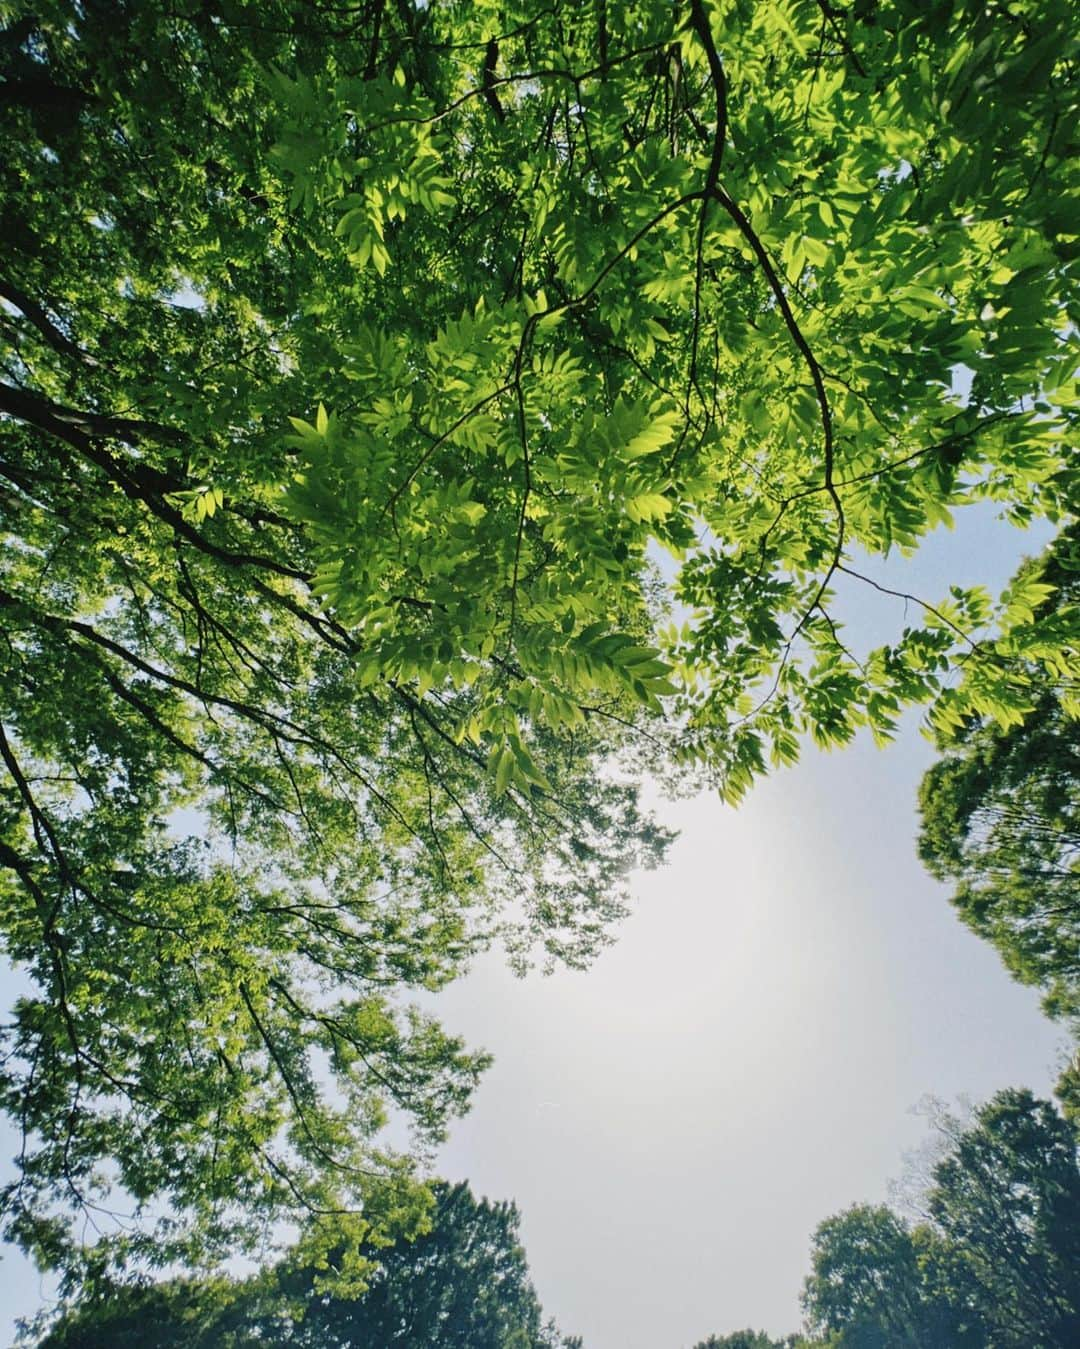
[692, 1332, 790, 1349]
[801, 1091, 1080, 1349]
[919, 525, 1080, 1029]
[0, 0, 675, 1277]
[801, 1203, 981, 1348]
[33, 1181, 579, 1348]
[1, 0, 1076, 1282]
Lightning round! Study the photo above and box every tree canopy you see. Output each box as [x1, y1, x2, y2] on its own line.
[801, 1091, 1080, 1349]
[1, 0, 1076, 1283]
[801, 1202, 981, 1349]
[919, 524, 1080, 1030]
[32, 1181, 578, 1348]
[692, 1332, 789, 1349]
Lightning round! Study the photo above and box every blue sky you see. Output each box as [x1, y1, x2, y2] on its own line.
[0, 505, 1068, 1346]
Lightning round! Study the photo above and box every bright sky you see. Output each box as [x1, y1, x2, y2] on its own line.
[0, 506, 1067, 1346]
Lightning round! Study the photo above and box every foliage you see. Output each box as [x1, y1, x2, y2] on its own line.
[692, 1332, 788, 1349]
[801, 1203, 980, 1348]
[802, 1090, 1080, 1349]
[1, 0, 1077, 1281]
[33, 1278, 259, 1349]
[927, 1089, 1080, 1348]
[258, 0, 1080, 798]
[918, 524, 1080, 1026]
[32, 1181, 577, 1348]
[277, 1179, 573, 1349]
[0, 0, 674, 1276]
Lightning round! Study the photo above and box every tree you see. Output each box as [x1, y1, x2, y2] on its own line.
[30, 1279, 258, 1349]
[802, 1091, 1080, 1349]
[918, 524, 1080, 1026]
[281, 1180, 570, 1349]
[0, 0, 674, 1275]
[692, 1332, 786, 1349]
[927, 1089, 1080, 1348]
[801, 1203, 979, 1349]
[33, 1181, 577, 1348]
[1, 0, 1076, 1280]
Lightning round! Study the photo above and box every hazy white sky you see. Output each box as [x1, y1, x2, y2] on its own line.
[0, 507, 1067, 1346]
[431, 730, 1063, 1348]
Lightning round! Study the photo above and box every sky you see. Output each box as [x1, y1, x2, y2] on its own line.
[428, 728, 1064, 1348]
[0, 505, 1069, 1346]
